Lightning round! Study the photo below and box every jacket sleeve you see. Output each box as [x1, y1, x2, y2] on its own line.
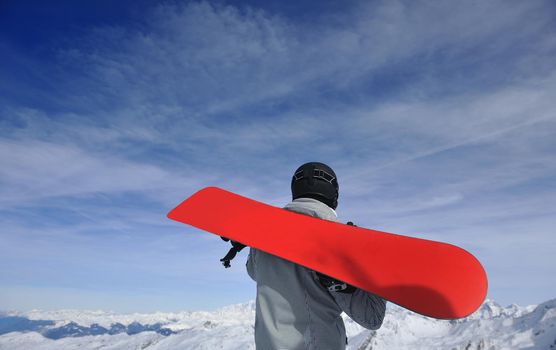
[330, 288, 386, 330]
[246, 248, 257, 281]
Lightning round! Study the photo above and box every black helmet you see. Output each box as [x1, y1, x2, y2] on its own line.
[291, 162, 339, 209]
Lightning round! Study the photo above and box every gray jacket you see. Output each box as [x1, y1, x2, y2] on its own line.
[246, 198, 386, 350]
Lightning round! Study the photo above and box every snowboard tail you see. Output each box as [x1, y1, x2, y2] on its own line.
[167, 187, 487, 319]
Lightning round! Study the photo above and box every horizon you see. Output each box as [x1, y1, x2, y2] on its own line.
[1, 0, 555, 313]
[1, 297, 551, 316]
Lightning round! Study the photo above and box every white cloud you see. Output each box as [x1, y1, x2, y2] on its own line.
[0, 137, 200, 206]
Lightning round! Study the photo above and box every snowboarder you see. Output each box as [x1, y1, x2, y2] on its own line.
[222, 162, 386, 349]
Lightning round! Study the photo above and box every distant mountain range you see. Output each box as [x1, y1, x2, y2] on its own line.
[1, 298, 555, 349]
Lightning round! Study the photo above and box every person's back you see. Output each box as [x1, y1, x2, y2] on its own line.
[247, 197, 347, 349]
[245, 162, 387, 349]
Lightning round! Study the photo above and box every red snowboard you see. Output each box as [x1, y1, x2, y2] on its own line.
[167, 187, 487, 319]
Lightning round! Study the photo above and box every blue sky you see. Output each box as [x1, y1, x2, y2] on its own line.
[1, 0, 555, 313]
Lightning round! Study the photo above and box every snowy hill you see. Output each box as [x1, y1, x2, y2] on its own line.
[1, 299, 555, 349]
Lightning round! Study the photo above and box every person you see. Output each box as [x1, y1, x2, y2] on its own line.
[232, 162, 386, 349]
[220, 162, 386, 350]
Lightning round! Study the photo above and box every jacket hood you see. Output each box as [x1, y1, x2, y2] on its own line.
[283, 197, 338, 222]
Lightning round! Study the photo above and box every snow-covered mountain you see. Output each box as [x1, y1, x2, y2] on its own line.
[1, 299, 555, 349]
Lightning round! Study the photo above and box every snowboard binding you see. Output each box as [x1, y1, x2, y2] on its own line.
[220, 236, 246, 268]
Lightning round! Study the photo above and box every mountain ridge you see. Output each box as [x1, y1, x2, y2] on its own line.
[1, 298, 554, 349]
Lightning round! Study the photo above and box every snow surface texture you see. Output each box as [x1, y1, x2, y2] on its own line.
[1, 299, 555, 350]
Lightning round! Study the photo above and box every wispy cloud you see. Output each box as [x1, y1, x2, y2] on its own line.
[0, 0, 555, 311]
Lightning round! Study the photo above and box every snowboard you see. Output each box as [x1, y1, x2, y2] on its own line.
[167, 187, 488, 319]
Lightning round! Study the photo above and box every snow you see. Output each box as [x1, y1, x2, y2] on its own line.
[1, 298, 555, 349]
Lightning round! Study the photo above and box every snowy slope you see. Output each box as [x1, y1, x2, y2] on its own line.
[1, 299, 555, 350]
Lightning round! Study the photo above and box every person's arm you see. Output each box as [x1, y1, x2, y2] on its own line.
[330, 288, 386, 330]
[324, 220, 386, 329]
